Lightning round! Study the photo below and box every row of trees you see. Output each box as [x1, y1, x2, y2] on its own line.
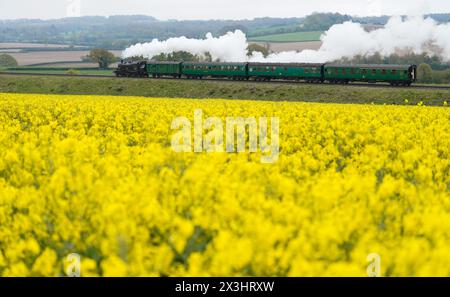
[336, 53, 450, 71]
[417, 63, 450, 84]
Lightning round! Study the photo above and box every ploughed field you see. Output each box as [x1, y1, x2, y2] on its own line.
[0, 93, 449, 276]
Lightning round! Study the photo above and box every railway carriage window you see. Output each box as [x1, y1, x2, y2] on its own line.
[392, 70, 397, 75]
[362, 69, 367, 74]
[372, 69, 376, 75]
[404, 70, 407, 74]
[382, 69, 386, 75]
[342, 69, 347, 75]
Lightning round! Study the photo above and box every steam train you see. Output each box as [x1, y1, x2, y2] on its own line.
[115, 60, 417, 86]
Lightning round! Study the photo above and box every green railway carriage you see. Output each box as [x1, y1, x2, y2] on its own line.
[324, 64, 417, 86]
[116, 60, 417, 87]
[248, 63, 324, 81]
[181, 62, 247, 79]
[146, 61, 182, 78]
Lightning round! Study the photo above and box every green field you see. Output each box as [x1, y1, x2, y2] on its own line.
[1, 67, 114, 76]
[0, 75, 449, 106]
[249, 31, 323, 42]
[248, 24, 303, 36]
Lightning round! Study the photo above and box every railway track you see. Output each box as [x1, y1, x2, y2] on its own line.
[1, 71, 450, 91]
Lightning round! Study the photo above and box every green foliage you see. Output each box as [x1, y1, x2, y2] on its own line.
[66, 69, 81, 76]
[218, 25, 248, 36]
[248, 24, 303, 37]
[123, 56, 145, 62]
[416, 63, 450, 84]
[335, 53, 450, 72]
[417, 64, 434, 83]
[301, 13, 351, 31]
[86, 49, 117, 69]
[247, 44, 269, 58]
[1, 14, 450, 49]
[0, 16, 303, 49]
[0, 54, 18, 67]
[152, 51, 205, 62]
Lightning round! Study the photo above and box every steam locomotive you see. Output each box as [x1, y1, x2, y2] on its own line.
[115, 60, 417, 86]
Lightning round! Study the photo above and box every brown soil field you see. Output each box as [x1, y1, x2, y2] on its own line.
[0, 49, 22, 53]
[8, 50, 123, 66]
[41, 62, 101, 68]
[0, 43, 79, 49]
[253, 41, 323, 53]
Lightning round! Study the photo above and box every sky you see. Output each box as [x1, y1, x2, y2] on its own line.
[0, 0, 450, 20]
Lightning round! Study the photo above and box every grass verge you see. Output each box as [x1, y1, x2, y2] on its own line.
[0, 75, 449, 106]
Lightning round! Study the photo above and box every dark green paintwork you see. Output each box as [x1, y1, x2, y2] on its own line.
[248, 64, 323, 80]
[182, 63, 247, 78]
[146, 62, 182, 76]
[117, 60, 417, 85]
[324, 65, 415, 83]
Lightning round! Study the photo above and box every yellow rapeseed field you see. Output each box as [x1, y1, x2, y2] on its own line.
[0, 93, 449, 277]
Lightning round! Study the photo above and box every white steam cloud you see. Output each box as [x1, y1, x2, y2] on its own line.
[122, 16, 450, 63]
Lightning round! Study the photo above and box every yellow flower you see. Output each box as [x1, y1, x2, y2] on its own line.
[0, 93, 448, 277]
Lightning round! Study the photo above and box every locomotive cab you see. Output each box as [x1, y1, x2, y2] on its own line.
[115, 60, 148, 77]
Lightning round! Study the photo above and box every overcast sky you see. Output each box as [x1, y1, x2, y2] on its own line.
[1, 0, 450, 20]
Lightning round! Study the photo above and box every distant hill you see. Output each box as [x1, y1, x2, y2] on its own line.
[0, 13, 449, 49]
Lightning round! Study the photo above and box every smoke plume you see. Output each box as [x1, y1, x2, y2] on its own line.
[122, 16, 450, 63]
